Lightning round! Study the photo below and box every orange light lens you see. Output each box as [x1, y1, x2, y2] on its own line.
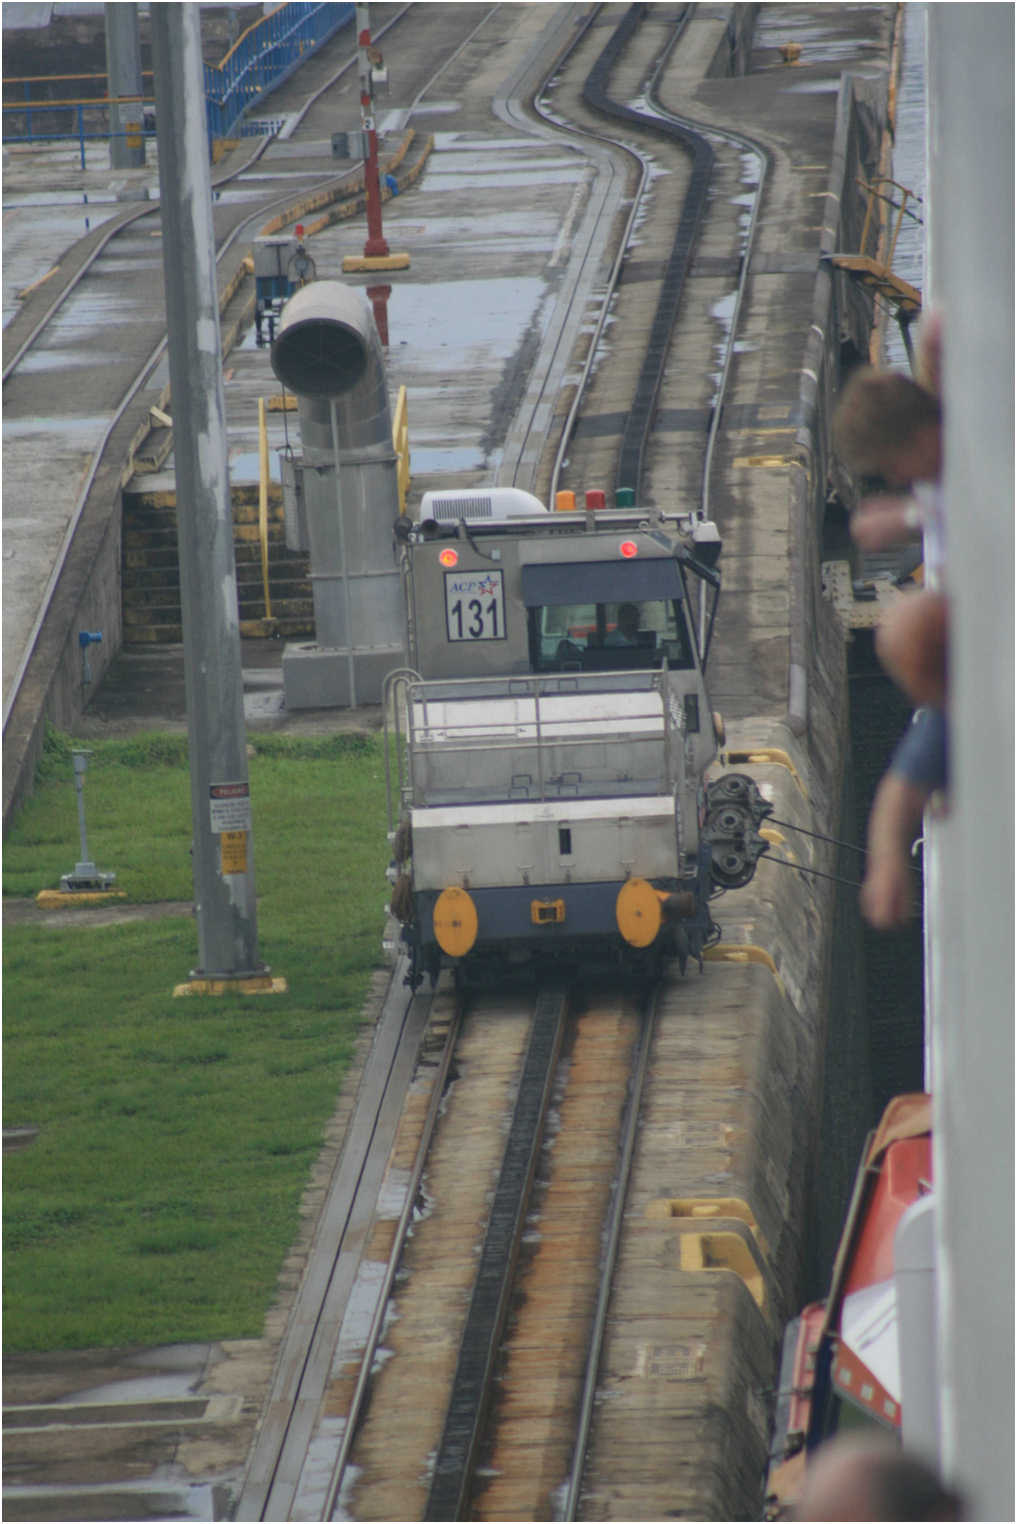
[438, 548, 459, 567]
[619, 540, 638, 559]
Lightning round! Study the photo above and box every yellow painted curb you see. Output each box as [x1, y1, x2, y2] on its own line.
[35, 889, 127, 908]
[173, 975, 289, 997]
[341, 252, 411, 273]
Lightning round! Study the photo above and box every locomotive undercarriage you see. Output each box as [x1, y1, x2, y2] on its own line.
[388, 774, 770, 989]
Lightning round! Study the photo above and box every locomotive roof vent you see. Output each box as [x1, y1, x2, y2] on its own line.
[419, 487, 549, 524]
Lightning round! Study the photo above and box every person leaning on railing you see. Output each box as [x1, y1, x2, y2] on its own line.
[832, 314, 949, 930]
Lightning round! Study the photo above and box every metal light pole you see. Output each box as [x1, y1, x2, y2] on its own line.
[151, 4, 271, 992]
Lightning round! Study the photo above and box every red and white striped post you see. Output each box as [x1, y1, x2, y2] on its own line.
[356, 4, 389, 258]
[342, 4, 410, 276]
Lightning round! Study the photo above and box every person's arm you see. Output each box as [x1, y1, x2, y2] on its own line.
[860, 771, 929, 929]
[851, 494, 924, 551]
[860, 709, 948, 930]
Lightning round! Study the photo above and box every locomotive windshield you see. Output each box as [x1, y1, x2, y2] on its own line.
[530, 597, 693, 672]
[521, 557, 698, 673]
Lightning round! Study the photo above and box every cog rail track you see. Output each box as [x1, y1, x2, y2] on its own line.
[530, 2, 767, 524]
[300, 982, 657, 1523]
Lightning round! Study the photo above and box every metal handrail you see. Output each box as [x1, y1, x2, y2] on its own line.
[392, 384, 410, 513]
[403, 672, 679, 806]
[203, 2, 354, 141]
[2, 3, 354, 152]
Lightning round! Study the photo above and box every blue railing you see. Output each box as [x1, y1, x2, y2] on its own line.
[204, 3, 355, 141]
[2, 3, 355, 161]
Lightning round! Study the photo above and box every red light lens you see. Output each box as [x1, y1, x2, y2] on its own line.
[438, 548, 459, 568]
[619, 540, 638, 559]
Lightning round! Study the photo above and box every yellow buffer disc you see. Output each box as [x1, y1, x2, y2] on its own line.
[433, 886, 479, 957]
[615, 877, 663, 948]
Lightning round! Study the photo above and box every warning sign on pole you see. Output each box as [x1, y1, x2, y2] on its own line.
[220, 830, 248, 876]
[209, 781, 252, 834]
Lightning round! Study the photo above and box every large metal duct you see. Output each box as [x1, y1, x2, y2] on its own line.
[270, 281, 405, 707]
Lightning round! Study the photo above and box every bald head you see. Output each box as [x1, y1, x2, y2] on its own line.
[794, 1435, 964, 1521]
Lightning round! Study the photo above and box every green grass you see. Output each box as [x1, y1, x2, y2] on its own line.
[3, 728, 391, 1351]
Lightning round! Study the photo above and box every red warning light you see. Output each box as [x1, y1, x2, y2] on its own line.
[439, 548, 459, 568]
[619, 540, 638, 559]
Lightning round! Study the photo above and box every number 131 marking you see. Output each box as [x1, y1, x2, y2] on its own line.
[449, 596, 499, 639]
[445, 571, 505, 641]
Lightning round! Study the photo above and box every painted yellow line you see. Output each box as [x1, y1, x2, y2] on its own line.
[17, 264, 61, 299]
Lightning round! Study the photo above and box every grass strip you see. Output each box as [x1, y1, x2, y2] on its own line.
[3, 727, 390, 1351]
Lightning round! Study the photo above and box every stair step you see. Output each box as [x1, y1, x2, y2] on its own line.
[121, 489, 313, 642]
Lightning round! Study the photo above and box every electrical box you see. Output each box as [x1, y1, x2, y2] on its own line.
[253, 235, 299, 283]
[332, 131, 370, 159]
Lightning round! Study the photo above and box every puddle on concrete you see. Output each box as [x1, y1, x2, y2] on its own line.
[333, 1259, 388, 1367]
[333, 1460, 363, 1521]
[18, 348, 123, 372]
[424, 167, 582, 193]
[375, 1166, 412, 1219]
[386, 275, 548, 368]
[61, 1370, 205, 1406]
[4, 190, 119, 209]
[211, 186, 280, 203]
[4, 415, 109, 437]
[782, 79, 842, 94]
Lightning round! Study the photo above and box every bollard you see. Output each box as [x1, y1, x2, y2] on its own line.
[60, 750, 117, 892]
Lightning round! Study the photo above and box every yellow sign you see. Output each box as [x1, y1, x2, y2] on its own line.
[221, 830, 248, 875]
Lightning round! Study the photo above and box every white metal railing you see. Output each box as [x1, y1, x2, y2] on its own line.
[386, 670, 686, 814]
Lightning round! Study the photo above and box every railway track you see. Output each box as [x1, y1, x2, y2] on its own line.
[238, 975, 656, 1522]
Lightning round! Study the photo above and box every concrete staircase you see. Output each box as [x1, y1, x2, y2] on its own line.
[122, 485, 313, 643]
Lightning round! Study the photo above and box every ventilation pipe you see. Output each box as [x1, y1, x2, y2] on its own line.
[270, 281, 405, 708]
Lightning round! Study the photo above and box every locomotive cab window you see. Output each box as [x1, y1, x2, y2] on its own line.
[522, 561, 694, 673]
